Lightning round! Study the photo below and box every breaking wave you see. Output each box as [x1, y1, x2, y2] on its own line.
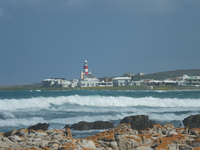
[0, 95, 200, 111]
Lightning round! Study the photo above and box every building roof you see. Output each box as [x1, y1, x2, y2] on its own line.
[112, 77, 131, 80]
[51, 78, 66, 80]
[83, 74, 96, 79]
[43, 78, 66, 82]
[186, 76, 200, 80]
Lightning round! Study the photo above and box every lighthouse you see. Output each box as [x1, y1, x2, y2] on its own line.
[84, 60, 88, 75]
[80, 60, 93, 79]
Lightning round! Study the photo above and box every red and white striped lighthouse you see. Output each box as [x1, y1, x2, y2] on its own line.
[84, 60, 88, 74]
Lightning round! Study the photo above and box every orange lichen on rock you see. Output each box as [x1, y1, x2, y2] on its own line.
[190, 128, 200, 136]
[155, 132, 187, 149]
[94, 142, 101, 148]
[29, 147, 39, 150]
[176, 127, 184, 133]
[41, 147, 50, 150]
[52, 129, 59, 133]
[18, 128, 29, 133]
[163, 124, 175, 128]
[61, 142, 76, 149]
[94, 132, 115, 141]
[64, 128, 72, 137]
[0, 132, 4, 136]
[153, 124, 163, 128]
[125, 135, 141, 142]
[155, 143, 170, 150]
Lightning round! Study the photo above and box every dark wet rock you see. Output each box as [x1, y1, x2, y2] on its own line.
[119, 115, 156, 131]
[4, 129, 18, 137]
[183, 114, 200, 129]
[28, 123, 50, 131]
[63, 124, 70, 129]
[70, 121, 114, 131]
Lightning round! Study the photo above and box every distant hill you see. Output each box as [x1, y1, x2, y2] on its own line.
[133, 69, 200, 81]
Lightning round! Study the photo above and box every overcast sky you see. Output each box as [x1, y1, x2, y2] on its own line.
[0, 0, 200, 85]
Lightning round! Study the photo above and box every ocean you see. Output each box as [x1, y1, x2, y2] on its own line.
[0, 89, 200, 138]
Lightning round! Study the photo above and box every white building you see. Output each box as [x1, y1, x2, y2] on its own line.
[112, 77, 132, 86]
[78, 78, 99, 87]
[97, 81, 113, 87]
[42, 78, 71, 87]
[132, 80, 142, 86]
[70, 79, 79, 88]
[138, 73, 146, 76]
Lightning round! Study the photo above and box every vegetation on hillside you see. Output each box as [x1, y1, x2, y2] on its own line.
[132, 69, 200, 81]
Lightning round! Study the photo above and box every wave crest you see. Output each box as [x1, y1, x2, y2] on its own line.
[0, 95, 200, 111]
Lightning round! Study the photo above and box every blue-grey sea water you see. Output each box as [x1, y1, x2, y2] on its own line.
[0, 89, 200, 138]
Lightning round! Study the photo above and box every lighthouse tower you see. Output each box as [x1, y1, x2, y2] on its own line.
[80, 60, 93, 79]
[84, 60, 88, 75]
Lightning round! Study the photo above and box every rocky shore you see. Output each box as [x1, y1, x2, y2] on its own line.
[1, 114, 200, 150]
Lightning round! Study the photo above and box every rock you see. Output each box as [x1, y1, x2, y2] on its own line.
[141, 134, 154, 145]
[34, 131, 48, 138]
[63, 124, 70, 129]
[190, 138, 200, 147]
[183, 114, 200, 129]
[179, 145, 193, 150]
[110, 141, 118, 149]
[16, 128, 29, 137]
[2, 119, 200, 150]
[79, 139, 96, 149]
[0, 132, 3, 140]
[120, 115, 156, 131]
[189, 128, 200, 137]
[115, 134, 127, 150]
[71, 121, 90, 130]
[2, 137, 14, 144]
[0, 140, 10, 149]
[4, 129, 18, 137]
[135, 145, 154, 150]
[49, 143, 59, 149]
[70, 121, 114, 130]
[28, 123, 50, 131]
[167, 131, 178, 137]
[92, 121, 114, 130]
[8, 135, 24, 142]
[64, 128, 72, 137]
[32, 137, 43, 143]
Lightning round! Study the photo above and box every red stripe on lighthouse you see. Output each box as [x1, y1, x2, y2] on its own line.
[84, 60, 88, 74]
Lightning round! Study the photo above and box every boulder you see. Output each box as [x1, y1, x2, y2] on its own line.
[70, 121, 114, 130]
[28, 123, 50, 131]
[119, 115, 156, 131]
[4, 129, 17, 137]
[183, 114, 200, 129]
[63, 124, 70, 129]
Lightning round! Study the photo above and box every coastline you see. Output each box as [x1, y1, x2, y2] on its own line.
[1, 115, 200, 149]
[1, 85, 200, 91]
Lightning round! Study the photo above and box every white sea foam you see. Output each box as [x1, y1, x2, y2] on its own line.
[149, 112, 197, 121]
[1, 95, 200, 111]
[48, 112, 198, 125]
[0, 112, 16, 119]
[0, 112, 198, 128]
[0, 117, 47, 127]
